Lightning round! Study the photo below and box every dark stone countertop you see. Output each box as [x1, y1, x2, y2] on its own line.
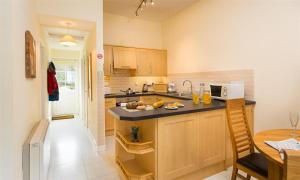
[109, 99, 256, 121]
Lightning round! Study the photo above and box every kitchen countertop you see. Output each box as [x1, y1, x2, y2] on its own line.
[109, 98, 256, 121]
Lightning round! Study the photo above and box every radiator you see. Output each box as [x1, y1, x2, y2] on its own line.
[23, 119, 50, 180]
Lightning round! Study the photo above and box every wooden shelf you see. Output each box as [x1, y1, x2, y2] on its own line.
[116, 157, 154, 180]
[116, 131, 154, 155]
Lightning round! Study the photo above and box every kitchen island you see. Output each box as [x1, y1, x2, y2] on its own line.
[109, 97, 255, 180]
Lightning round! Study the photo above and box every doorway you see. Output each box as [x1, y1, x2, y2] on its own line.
[51, 59, 80, 120]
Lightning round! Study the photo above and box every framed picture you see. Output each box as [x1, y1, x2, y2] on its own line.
[88, 52, 93, 101]
[25, 31, 36, 78]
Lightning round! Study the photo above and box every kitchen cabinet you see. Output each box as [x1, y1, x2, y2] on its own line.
[105, 98, 116, 136]
[112, 103, 255, 180]
[157, 114, 199, 180]
[151, 50, 167, 76]
[113, 47, 137, 69]
[104, 45, 167, 76]
[136, 49, 153, 76]
[104, 45, 113, 76]
[198, 110, 225, 168]
[136, 49, 167, 76]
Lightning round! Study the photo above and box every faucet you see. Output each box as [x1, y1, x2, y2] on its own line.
[183, 80, 193, 95]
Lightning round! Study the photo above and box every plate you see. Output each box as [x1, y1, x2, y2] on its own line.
[164, 106, 178, 110]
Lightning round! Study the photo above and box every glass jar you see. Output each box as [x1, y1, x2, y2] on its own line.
[199, 83, 205, 102]
[202, 90, 212, 105]
[192, 91, 200, 105]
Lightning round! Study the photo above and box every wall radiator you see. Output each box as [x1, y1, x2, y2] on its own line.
[22, 119, 50, 180]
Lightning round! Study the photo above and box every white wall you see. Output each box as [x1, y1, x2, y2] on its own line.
[163, 0, 300, 132]
[104, 13, 163, 49]
[0, 0, 42, 179]
[0, 0, 14, 178]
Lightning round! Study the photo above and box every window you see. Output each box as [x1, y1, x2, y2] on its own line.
[54, 61, 76, 90]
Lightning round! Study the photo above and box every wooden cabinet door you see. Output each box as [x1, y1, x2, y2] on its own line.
[158, 114, 199, 180]
[105, 98, 116, 135]
[136, 49, 152, 76]
[151, 50, 167, 76]
[104, 45, 113, 76]
[113, 47, 137, 69]
[136, 49, 167, 76]
[198, 110, 226, 168]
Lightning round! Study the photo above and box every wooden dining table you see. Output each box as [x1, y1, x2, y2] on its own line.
[253, 129, 300, 180]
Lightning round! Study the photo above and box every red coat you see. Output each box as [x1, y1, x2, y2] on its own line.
[47, 69, 58, 95]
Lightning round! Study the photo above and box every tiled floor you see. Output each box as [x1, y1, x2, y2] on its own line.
[47, 119, 119, 180]
[47, 118, 236, 180]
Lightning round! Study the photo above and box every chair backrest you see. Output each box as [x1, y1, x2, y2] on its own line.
[284, 150, 300, 180]
[226, 98, 254, 160]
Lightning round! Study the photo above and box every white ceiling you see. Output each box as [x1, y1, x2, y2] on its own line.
[42, 27, 89, 50]
[104, 0, 199, 22]
[39, 15, 96, 31]
[39, 15, 93, 50]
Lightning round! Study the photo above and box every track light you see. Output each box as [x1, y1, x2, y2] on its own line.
[135, 0, 155, 17]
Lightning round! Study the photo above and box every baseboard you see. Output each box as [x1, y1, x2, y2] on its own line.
[86, 129, 106, 152]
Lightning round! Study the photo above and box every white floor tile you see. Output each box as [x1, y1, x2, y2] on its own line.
[47, 118, 242, 180]
[47, 119, 120, 180]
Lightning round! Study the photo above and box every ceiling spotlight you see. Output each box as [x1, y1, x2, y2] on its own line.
[151, 0, 154, 5]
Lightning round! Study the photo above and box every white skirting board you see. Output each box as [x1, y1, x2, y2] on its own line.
[86, 128, 106, 152]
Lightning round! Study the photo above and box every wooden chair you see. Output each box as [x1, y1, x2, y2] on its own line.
[226, 99, 268, 180]
[283, 150, 300, 180]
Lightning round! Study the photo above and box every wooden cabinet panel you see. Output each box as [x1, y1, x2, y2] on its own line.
[105, 98, 116, 136]
[158, 114, 199, 180]
[198, 110, 226, 168]
[151, 50, 167, 76]
[113, 47, 137, 69]
[136, 49, 167, 76]
[104, 45, 113, 76]
[104, 45, 167, 76]
[136, 49, 153, 76]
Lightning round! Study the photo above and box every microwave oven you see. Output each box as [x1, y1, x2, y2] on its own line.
[210, 83, 244, 100]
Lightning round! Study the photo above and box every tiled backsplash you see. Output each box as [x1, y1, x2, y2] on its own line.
[105, 69, 254, 100]
[104, 76, 167, 93]
[167, 69, 254, 100]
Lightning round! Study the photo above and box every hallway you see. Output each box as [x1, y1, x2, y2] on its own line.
[47, 119, 120, 180]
